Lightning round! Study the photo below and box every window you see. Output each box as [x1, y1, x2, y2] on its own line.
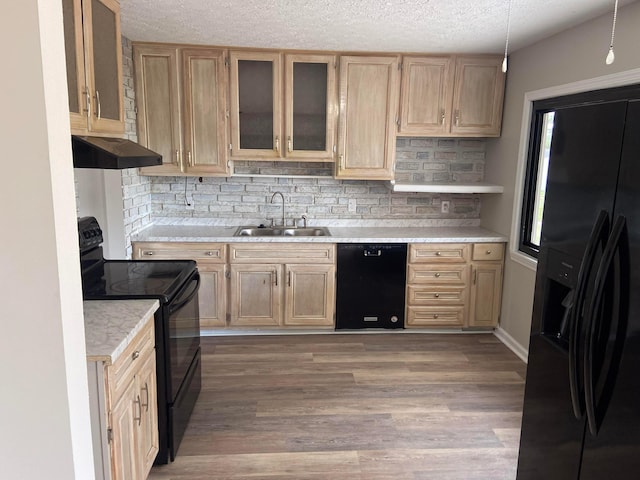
[519, 84, 640, 259]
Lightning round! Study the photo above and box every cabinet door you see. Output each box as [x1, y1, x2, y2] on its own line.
[450, 56, 505, 137]
[110, 377, 138, 480]
[63, 0, 88, 132]
[84, 0, 124, 134]
[134, 44, 183, 175]
[399, 56, 455, 136]
[284, 54, 337, 161]
[285, 264, 335, 326]
[182, 48, 230, 175]
[229, 51, 282, 159]
[469, 263, 503, 327]
[136, 352, 158, 479]
[229, 264, 282, 325]
[336, 56, 400, 180]
[198, 263, 227, 328]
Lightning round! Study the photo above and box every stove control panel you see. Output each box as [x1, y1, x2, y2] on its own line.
[78, 216, 103, 252]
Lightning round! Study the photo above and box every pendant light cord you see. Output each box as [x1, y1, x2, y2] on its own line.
[609, 0, 619, 49]
[502, 0, 512, 72]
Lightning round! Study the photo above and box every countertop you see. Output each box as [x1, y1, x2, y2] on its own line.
[133, 224, 507, 243]
[84, 299, 159, 363]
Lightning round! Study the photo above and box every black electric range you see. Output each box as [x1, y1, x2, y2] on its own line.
[79, 217, 201, 464]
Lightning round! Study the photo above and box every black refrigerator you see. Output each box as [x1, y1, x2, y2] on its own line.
[516, 99, 640, 479]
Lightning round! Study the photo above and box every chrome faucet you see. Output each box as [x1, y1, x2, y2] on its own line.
[270, 191, 285, 227]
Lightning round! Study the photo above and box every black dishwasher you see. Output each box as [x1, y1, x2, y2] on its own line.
[336, 243, 407, 329]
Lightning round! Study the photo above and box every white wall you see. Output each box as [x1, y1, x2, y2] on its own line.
[483, 1, 640, 353]
[0, 1, 95, 478]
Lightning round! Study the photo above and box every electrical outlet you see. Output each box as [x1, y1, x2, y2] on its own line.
[441, 200, 450, 214]
[348, 199, 357, 213]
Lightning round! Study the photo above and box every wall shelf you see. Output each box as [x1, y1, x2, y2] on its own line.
[388, 181, 504, 194]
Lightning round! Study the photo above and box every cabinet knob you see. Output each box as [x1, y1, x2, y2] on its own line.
[433, 314, 439, 319]
[435, 273, 441, 278]
[434, 293, 440, 298]
[205, 251, 214, 256]
[132, 350, 140, 360]
[435, 251, 442, 256]
[486, 250, 492, 255]
[145, 251, 154, 256]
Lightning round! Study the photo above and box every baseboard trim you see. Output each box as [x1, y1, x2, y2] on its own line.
[494, 327, 529, 363]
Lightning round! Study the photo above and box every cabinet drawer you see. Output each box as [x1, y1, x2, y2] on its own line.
[407, 285, 467, 305]
[132, 242, 226, 262]
[409, 244, 469, 263]
[406, 305, 466, 327]
[112, 320, 155, 396]
[229, 243, 335, 264]
[407, 264, 469, 285]
[472, 243, 504, 261]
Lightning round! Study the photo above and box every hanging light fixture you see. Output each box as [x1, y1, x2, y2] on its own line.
[606, 0, 619, 65]
[502, 0, 513, 73]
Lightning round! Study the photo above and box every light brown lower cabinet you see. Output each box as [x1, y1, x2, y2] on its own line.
[468, 243, 504, 327]
[87, 317, 158, 480]
[405, 242, 504, 328]
[228, 243, 336, 327]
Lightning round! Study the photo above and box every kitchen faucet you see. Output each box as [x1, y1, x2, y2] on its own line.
[270, 191, 285, 227]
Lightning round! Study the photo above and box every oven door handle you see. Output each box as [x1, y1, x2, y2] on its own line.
[169, 272, 200, 315]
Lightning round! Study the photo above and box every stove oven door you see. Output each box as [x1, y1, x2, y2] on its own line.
[164, 270, 202, 461]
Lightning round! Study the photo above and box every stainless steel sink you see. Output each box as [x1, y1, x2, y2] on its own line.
[234, 226, 331, 237]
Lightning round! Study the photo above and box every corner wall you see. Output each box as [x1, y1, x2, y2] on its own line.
[482, 1, 640, 353]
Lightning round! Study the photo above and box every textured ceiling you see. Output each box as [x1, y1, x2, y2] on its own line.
[121, 0, 634, 54]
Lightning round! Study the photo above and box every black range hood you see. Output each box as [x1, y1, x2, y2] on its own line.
[72, 135, 162, 169]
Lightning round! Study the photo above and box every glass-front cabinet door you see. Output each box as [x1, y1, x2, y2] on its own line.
[87, 0, 124, 134]
[229, 51, 282, 159]
[284, 54, 336, 161]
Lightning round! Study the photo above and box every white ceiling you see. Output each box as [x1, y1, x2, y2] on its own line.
[121, 0, 633, 54]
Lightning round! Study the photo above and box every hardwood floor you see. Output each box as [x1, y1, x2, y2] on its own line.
[149, 333, 525, 480]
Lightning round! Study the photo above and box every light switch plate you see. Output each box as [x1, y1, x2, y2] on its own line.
[441, 200, 450, 214]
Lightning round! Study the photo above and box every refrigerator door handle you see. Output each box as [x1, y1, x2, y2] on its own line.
[569, 210, 609, 419]
[583, 215, 629, 436]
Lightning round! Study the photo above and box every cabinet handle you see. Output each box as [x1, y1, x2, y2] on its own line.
[287, 136, 292, 152]
[174, 150, 180, 167]
[132, 350, 140, 360]
[340, 154, 344, 169]
[95, 90, 101, 119]
[134, 395, 142, 426]
[273, 270, 278, 286]
[473, 268, 477, 285]
[275, 136, 280, 153]
[187, 151, 193, 167]
[141, 382, 149, 412]
[440, 109, 445, 125]
[288, 270, 291, 287]
[435, 273, 441, 278]
[455, 110, 460, 126]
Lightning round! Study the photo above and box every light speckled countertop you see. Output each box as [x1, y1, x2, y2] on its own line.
[133, 224, 507, 244]
[84, 300, 159, 363]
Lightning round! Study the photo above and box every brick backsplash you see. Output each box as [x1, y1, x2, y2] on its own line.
[121, 36, 152, 257]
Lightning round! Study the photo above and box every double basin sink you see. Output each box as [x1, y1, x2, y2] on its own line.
[234, 226, 331, 237]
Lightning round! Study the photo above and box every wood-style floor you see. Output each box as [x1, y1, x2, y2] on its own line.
[149, 333, 526, 480]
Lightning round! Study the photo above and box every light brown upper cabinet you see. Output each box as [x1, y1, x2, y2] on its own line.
[399, 55, 505, 137]
[229, 52, 337, 161]
[133, 44, 230, 176]
[63, 0, 124, 135]
[336, 55, 400, 180]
